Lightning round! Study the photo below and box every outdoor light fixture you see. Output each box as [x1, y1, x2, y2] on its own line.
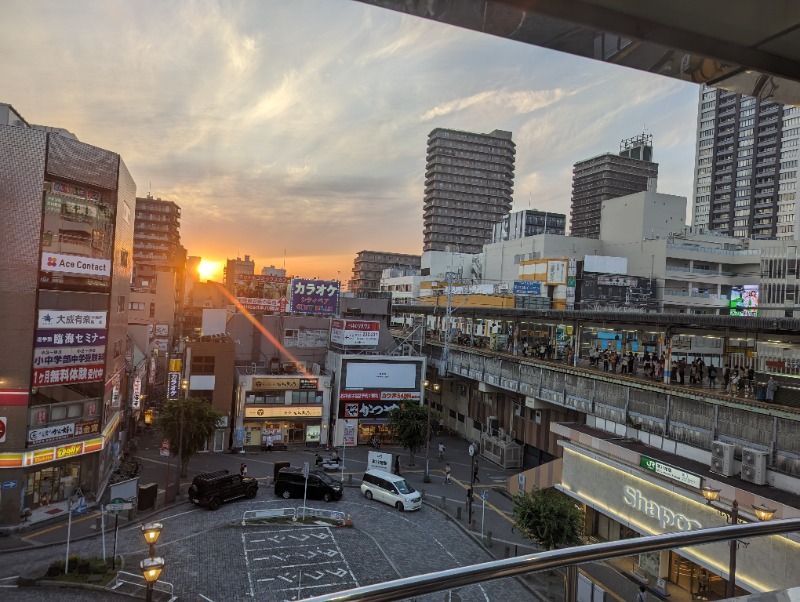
[141, 522, 163, 550]
[181, 379, 188, 390]
[140, 523, 165, 601]
[423, 379, 430, 388]
[700, 486, 775, 597]
[140, 556, 165, 583]
[433, 383, 441, 392]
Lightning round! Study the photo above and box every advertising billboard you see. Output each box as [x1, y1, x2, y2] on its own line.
[546, 260, 567, 285]
[234, 274, 290, 313]
[289, 278, 340, 315]
[512, 280, 542, 295]
[730, 285, 759, 317]
[344, 362, 418, 389]
[331, 319, 381, 347]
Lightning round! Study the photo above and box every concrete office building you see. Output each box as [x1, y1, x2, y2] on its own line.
[224, 255, 255, 295]
[0, 103, 135, 527]
[491, 209, 566, 242]
[423, 128, 515, 254]
[691, 84, 800, 240]
[349, 250, 421, 295]
[570, 134, 659, 239]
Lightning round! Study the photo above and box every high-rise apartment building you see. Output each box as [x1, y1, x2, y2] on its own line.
[570, 134, 658, 239]
[0, 103, 135, 526]
[349, 251, 421, 295]
[692, 84, 800, 240]
[423, 128, 515, 254]
[129, 195, 186, 351]
[491, 209, 566, 242]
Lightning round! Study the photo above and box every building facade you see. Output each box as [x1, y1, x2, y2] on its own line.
[349, 250, 420, 295]
[0, 104, 135, 527]
[224, 255, 255, 294]
[491, 209, 566, 242]
[691, 84, 800, 240]
[570, 134, 658, 239]
[423, 128, 515, 254]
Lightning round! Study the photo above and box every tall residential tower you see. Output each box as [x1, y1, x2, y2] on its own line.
[570, 134, 659, 239]
[692, 84, 799, 240]
[423, 128, 515, 254]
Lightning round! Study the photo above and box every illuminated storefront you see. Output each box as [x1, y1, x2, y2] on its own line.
[556, 436, 800, 597]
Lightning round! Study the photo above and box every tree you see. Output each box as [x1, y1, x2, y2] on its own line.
[512, 487, 584, 550]
[386, 402, 428, 466]
[156, 397, 223, 477]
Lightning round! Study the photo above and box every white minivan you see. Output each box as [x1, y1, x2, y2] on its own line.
[360, 469, 422, 512]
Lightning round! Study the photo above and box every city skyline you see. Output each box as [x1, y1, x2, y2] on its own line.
[2, 0, 699, 281]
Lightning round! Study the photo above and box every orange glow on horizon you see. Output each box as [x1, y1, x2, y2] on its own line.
[197, 260, 223, 281]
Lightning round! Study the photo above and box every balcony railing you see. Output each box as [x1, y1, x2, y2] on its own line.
[304, 519, 800, 602]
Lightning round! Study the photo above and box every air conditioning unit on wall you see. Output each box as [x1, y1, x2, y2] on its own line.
[741, 447, 769, 485]
[710, 441, 736, 477]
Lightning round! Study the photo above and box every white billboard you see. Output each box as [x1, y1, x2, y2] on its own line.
[344, 361, 418, 390]
[331, 319, 380, 346]
[584, 255, 628, 275]
[41, 252, 111, 277]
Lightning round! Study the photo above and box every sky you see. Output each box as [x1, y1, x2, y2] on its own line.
[2, 0, 700, 282]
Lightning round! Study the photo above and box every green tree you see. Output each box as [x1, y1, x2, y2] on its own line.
[512, 487, 584, 550]
[386, 402, 429, 466]
[156, 397, 223, 477]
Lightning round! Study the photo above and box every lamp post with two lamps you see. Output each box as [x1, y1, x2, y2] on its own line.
[178, 378, 187, 483]
[140, 522, 165, 602]
[422, 379, 440, 482]
[700, 486, 776, 598]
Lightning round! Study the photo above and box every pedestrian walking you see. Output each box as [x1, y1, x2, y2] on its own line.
[438, 442, 445, 461]
[636, 585, 647, 602]
[394, 455, 401, 476]
[444, 462, 451, 484]
[472, 459, 480, 483]
[708, 365, 717, 389]
[240, 463, 247, 477]
[266, 434, 273, 452]
[767, 376, 778, 402]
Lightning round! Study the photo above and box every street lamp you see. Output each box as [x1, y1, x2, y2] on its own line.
[178, 379, 188, 485]
[422, 381, 441, 482]
[700, 486, 776, 598]
[140, 522, 165, 602]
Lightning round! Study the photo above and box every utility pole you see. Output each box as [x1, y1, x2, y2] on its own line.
[439, 271, 453, 379]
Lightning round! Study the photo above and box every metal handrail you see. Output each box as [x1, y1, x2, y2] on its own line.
[303, 518, 800, 602]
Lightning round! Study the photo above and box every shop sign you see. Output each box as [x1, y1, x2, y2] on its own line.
[623, 486, 702, 531]
[380, 391, 421, 402]
[169, 359, 182, 372]
[237, 297, 286, 311]
[40, 252, 111, 277]
[33, 346, 105, 368]
[33, 448, 56, 464]
[367, 451, 393, 472]
[35, 328, 107, 347]
[331, 319, 380, 346]
[245, 406, 322, 418]
[343, 403, 360, 418]
[168, 371, 181, 399]
[343, 422, 356, 447]
[75, 419, 100, 436]
[358, 401, 400, 418]
[289, 278, 340, 316]
[512, 280, 541, 295]
[339, 391, 380, 401]
[37, 310, 107, 329]
[639, 455, 702, 489]
[252, 377, 318, 391]
[132, 377, 142, 410]
[28, 422, 76, 444]
[155, 324, 169, 336]
[0, 417, 5, 443]
[547, 260, 567, 285]
[56, 442, 84, 459]
[33, 365, 104, 386]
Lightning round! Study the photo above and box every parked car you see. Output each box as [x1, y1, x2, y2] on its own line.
[360, 469, 422, 511]
[188, 470, 258, 510]
[274, 467, 343, 502]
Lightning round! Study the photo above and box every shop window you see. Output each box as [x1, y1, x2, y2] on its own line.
[246, 391, 285, 404]
[191, 356, 215, 375]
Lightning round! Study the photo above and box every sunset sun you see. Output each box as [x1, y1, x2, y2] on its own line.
[197, 260, 221, 281]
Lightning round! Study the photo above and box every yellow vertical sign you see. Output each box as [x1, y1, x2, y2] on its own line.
[169, 359, 182, 372]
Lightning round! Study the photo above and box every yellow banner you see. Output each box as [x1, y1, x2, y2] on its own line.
[245, 405, 322, 418]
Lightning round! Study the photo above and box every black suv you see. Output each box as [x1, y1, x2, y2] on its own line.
[274, 467, 343, 502]
[188, 470, 258, 510]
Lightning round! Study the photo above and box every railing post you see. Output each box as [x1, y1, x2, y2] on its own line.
[564, 565, 578, 602]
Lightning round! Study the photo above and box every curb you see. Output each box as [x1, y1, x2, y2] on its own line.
[0, 499, 191, 556]
[421, 497, 550, 602]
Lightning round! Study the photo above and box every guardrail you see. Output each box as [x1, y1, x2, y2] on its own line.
[301, 518, 800, 602]
[241, 507, 296, 525]
[241, 506, 347, 525]
[110, 570, 176, 601]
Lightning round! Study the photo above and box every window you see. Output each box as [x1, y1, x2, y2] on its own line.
[291, 390, 322, 404]
[149, 302, 156, 318]
[120, 249, 129, 267]
[114, 339, 122, 358]
[117, 295, 125, 313]
[191, 355, 215, 375]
